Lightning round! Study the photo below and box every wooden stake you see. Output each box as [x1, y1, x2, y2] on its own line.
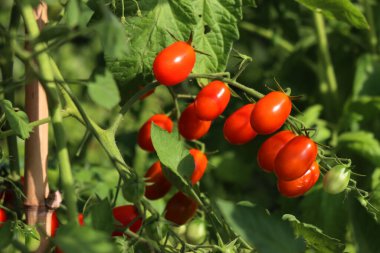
[24, 2, 52, 252]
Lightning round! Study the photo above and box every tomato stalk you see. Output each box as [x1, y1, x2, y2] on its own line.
[313, 11, 340, 119]
[1, 5, 21, 178]
[361, 0, 378, 55]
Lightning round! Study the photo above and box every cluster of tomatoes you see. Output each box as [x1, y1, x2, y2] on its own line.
[150, 39, 322, 199]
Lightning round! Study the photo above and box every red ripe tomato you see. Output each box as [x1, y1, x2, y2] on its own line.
[165, 192, 198, 225]
[0, 208, 6, 223]
[223, 104, 258, 145]
[51, 211, 59, 237]
[194, 81, 231, 120]
[178, 103, 211, 140]
[257, 130, 296, 173]
[153, 41, 196, 86]
[189, 149, 208, 184]
[138, 114, 173, 152]
[250, 91, 292, 134]
[144, 161, 172, 200]
[78, 213, 84, 226]
[51, 212, 84, 237]
[277, 161, 320, 198]
[112, 205, 142, 236]
[274, 136, 318, 181]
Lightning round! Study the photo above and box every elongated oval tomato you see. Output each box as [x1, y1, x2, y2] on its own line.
[250, 91, 292, 134]
[257, 130, 296, 173]
[137, 114, 173, 152]
[179, 103, 212, 140]
[51, 211, 59, 237]
[277, 161, 319, 198]
[194, 81, 231, 120]
[189, 149, 208, 184]
[144, 161, 172, 200]
[153, 41, 196, 86]
[223, 104, 258, 145]
[0, 208, 6, 223]
[165, 192, 198, 225]
[323, 165, 350, 194]
[112, 205, 142, 236]
[274, 136, 318, 181]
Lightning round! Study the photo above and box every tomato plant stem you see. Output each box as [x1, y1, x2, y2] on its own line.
[189, 73, 264, 99]
[361, 0, 378, 55]
[313, 11, 340, 118]
[19, 2, 79, 224]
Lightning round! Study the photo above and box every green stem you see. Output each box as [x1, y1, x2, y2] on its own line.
[19, 2, 78, 223]
[1, 5, 21, 177]
[313, 11, 339, 117]
[168, 87, 181, 121]
[110, 82, 158, 132]
[0, 110, 71, 139]
[189, 73, 264, 99]
[240, 22, 295, 52]
[362, 0, 378, 54]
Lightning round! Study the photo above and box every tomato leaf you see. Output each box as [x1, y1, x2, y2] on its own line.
[0, 221, 12, 249]
[0, 100, 32, 140]
[86, 198, 114, 235]
[350, 197, 380, 252]
[151, 124, 196, 195]
[353, 54, 380, 98]
[54, 224, 115, 253]
[337, 131, 380, 167]
[108, 0, 242, 83]
[295, 0, 369, 29]
[283, 214, 344, 253]
[87, 70, 120, 110]
[217, 199, 305, 253]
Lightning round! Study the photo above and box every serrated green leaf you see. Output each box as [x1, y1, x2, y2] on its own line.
[0, 100, 32, 139]
[110, 0, 242, 83]
[55, 224, 115, 253]
[87, 70, 120, 110]
[217, 199, 305, 253]
[353, 54, 380, 98]
[296, 0, 369, 29]
[337, 131, 380, 167]
[283, 214, 344, 253]
[243, 0, 257, 7]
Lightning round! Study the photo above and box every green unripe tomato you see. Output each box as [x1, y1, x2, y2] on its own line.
[185, 218, 207, 244]
[25, 226, 40, 252]
[122, 176, 145, 203]
[323, 165, 351, 194]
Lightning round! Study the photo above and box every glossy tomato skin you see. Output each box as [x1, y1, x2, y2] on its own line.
[277, 161, 319, 198]
[223, 104, 257, 145]
[165, 192, 198, 225]
[179, 103, 211, 140]
[189, 149, 208, 184]
[51, 211, 59, 237]
[144, 161, 172, 200]
[250, 91, 292, 134]
[138, 114, 173, 152]
[194, 81, 231, 120]
[112, 205, 142, 236]
[274, 136, 318, 181]
[153, 41, 196, 86]
[0, 208, 6, 223]
[257, 130, 296, 173]
[323, 165, 350, 194]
